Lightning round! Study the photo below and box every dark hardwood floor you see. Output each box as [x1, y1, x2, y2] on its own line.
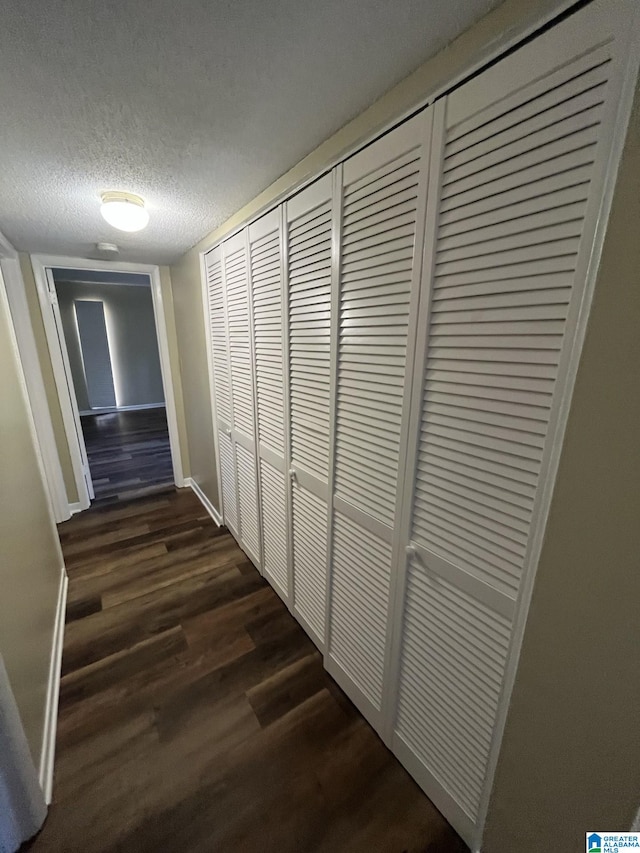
[81, 407, 173, 501]
[30, 487, 468, 853]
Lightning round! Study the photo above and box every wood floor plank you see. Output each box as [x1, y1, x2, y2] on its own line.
[65, 594, 102, 623]
[58, 498, 173, 536]
[59, 626, 188, 709]
[28, 487, 468, 853]
[62, 523, 151, 557]
[62, 563, 262, 675]
[64, 542, 169, 581]
[66, 533, 239, 607]
[246, 651, 325, 728]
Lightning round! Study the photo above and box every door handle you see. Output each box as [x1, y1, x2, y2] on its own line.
[405, 544, 420, 562]
[289, 468, 297, 485]
[225, 428, 231, 437]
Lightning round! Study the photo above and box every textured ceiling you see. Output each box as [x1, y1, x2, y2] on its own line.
[0, 0, 500, 265]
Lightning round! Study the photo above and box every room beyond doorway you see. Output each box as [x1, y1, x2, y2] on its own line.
[29, 255, 184, 518]
[51, 267, 174, 504]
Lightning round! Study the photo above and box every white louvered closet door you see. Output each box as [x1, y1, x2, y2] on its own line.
[325, 113, 431, 728]
[249, 209, 289, 601]
[222, 230, 261, 567]
[390, 1, 639, 847]
[205, 246, 238, 537]
[285, 175, 334, 647]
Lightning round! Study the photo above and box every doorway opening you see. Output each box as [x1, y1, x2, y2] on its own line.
[54, 268, 173, 502]
[32, 256, 184, 514]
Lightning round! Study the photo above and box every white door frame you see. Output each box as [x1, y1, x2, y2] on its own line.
[31, 254, 184, 513]
[0, 235, 70, 522]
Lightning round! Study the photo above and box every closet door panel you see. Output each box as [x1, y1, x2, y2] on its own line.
[291, 483, 328, 642]
[329, 509, 392, 710]
[236, 441, 260, 564]
[394, 556, 511, 843]
[288, 178, 332, 483]
[222, 229, 261, 566]
[286, 175, 333, 646]
[411, 30, 623, 603]
[218, 429, 238, 537]
[249, 209, 288, 598]
[205, 246, 237, 533]
[326, 113, 431, 722]
[224, 231, 254, 442]
[205, 247, 231, 425]
[260, 458, 288, 599]
[392, 1, 638, 845]
[250, 210, 285, 456]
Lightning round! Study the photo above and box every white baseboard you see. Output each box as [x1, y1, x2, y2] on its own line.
[39, 567, 67, 804]
[68, 501, 83, 515]
[185, 477, 222, 527]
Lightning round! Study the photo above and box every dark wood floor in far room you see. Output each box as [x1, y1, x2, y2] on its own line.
[81, 407, 173, 501]
[27, 487, 468, 853]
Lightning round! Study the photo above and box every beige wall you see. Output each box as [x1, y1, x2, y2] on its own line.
[170, 250, 218, 505]
[170, 0, 570, 517]
[0, 271, 63, 762]
[20, 253, 78, 503]
[484, 82, 640, 850]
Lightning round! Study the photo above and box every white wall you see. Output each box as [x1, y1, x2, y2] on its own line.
[56, 280, 165, 411]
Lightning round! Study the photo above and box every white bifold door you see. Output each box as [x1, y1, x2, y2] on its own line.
[203, 0, 638, 848]
[285, 175, 334, 647]
[248, 209, 289, 600]
[325, 112, 432, 728]
[387, 1, 638, 845]
[205, 245, 238, 536]
[205, 232, 262, 567]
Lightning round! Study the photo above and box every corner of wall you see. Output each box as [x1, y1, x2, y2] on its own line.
[18, 253, 78, 504]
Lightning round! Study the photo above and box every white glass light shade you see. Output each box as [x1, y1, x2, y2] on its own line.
[100, 191, 149, 232]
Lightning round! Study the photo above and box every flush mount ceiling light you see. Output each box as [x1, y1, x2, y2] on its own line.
[100, 191, 149, 232]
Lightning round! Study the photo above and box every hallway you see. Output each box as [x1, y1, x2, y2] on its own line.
[30, 488, 467, 853]
[81, 408, 173, 501]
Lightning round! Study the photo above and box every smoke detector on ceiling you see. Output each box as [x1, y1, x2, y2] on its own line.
[95, 242, 120, 257]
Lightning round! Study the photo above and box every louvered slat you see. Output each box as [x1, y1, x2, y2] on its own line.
[251, 226, 284, 454]
[292, 484, 327, 642]
[225, 242, 254, 438]
[236, 443, 260, 561]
